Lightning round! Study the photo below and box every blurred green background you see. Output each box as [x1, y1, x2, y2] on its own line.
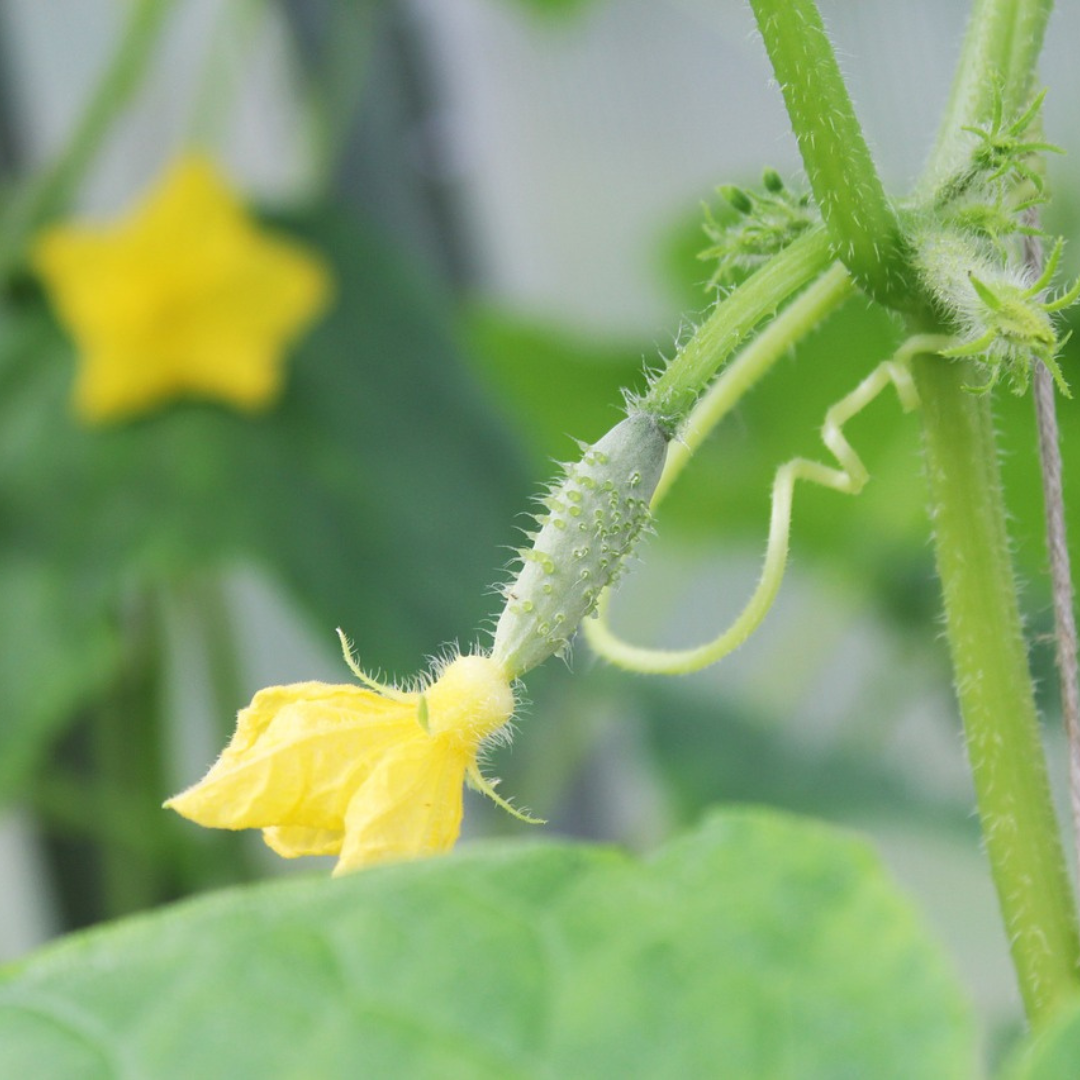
[2, 0, 1080, 1058]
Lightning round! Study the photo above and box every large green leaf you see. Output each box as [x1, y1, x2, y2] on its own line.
[1002, 997, 1080, 1079]
[0, 809, 975, 1078]
[0, 207, 528, 801]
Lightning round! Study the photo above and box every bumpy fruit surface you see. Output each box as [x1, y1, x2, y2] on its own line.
[492, 412, 669, 677]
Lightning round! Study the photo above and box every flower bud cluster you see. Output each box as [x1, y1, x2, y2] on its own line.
[913, 227, 1076, 395]
[701, 168, 818, 289]
[912, 90, 1078, 395]
[936, 89, 1061, 211]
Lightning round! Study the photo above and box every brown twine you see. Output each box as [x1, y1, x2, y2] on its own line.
[1024, 226, 1080, 880]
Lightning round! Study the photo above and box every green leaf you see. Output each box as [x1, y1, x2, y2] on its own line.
[0, 809, 975, 1078]
[1001, 997, 1080, 1079]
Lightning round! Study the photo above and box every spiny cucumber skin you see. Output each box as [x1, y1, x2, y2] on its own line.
[491, 412, 669, 678]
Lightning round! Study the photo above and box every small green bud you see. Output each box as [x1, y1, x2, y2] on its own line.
[491, 413, 669, 677]
[720, 185, 753, 215]
[702, 176, 819, 288]
[762, 167, 784, 193]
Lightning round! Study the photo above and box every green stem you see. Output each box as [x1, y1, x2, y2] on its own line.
[908, 0, 1075, 1027]
[186, 574, 248, 742]
[748, 0, 905, 305]
[93, 592, 172, 918]
[641, 225, 833, 423]
[32, 770, 172, 863]
[653, 261, 855, 505]
[919, 0, 1054, 194]
[172, 573, 262, 888]
[0, 0, 175, 282]
[304, 1, 382, 195]
[914, 351, 1080, 1027]
[184, 0, 263, 152]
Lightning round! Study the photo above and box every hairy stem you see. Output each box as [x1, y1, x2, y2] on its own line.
[909, 0, 1076, 1026]
[641, 226, 833, 423]
[914, 349, 1080, 1026]
[654, 261, 854, 505]
[748, 0, 905, 305]
[920, 0, 1053, 194]
[94, 593, 172, 918]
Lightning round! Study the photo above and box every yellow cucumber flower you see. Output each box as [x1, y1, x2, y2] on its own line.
[165, 637, 537, 875]
[32, 154, 330, 423]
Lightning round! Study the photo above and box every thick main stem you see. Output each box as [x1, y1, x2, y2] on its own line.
[94, 593, 171, 918]
[914, 350, 1080, 1026]
[749, 0, 905, 305]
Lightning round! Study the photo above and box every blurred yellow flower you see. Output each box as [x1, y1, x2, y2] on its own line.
[32, 155, 331, 423]
[165, 645, 535, 875]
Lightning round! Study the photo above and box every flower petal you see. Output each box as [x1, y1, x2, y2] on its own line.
[333, 735, 471, 874]
[165, 683, 420, 832]
[262, 825, 343, 859]
[31, 154, 330, 423]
